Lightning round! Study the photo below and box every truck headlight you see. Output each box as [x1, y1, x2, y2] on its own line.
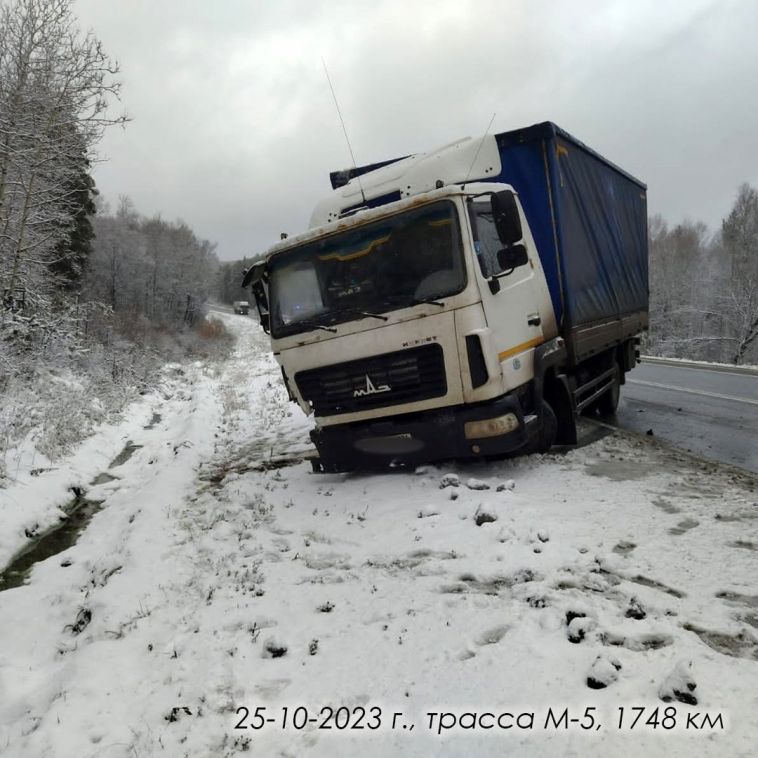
[464, 413, 519, 439]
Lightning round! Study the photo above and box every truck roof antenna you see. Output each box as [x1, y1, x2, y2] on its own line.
[322, 58, 367, 205]
[463, 112, 497, 186]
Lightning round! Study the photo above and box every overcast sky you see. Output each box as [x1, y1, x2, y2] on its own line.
[75, 0, 758, 261]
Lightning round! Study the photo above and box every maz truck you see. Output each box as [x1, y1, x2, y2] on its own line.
[244, 122, 648, 472]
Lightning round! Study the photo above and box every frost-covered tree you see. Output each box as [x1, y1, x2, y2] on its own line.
[86, 199, 219, 330]
[214, 257, 257, 305]
[719, 183, 758, 362]
[0, 0, 126, 312]
[723, 183, 758, 281]
[647, 216, 716, 357]
[647, 184, 758, 364]
[48, 158, 97, 291]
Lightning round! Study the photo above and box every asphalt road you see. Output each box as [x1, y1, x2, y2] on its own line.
[615, 359, 758, 474]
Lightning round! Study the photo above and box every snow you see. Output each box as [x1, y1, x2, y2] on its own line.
[418, 505, 441, 519]
[439, 473, 460, 488]
[658, 659, 698, 705]
[587, 654, 623, 689]
[466, 477, 490, 490]
[0, 314, 757, 757]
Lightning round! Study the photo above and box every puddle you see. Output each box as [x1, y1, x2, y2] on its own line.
[669, 518, 699, 536]
[442, 569, 538, 596]
[716, 591, 758, 609]
[603, 632, 673, 651]
[683, 623, 758, 660]
[627, 574, 685, 598]
[584, 459, 652, 481]
[714, 513, 743, 523]
[613, 541, 637, 556]
[109, 441, 143, 468]
[728, 540, 757, 552]
[90, 472, 119, 486]
[651, 497, 681, 515]
[143, 413, 162, 430]
[0, 495, 104, 591]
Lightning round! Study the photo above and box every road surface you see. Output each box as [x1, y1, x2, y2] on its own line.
[615, 358, 758, 474]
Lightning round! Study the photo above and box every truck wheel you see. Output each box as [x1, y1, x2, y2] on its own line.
[531, 400, 557, 453]
[596, 363, 620, 416]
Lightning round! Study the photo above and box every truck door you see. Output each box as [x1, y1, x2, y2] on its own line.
[468, 198, 545, 393]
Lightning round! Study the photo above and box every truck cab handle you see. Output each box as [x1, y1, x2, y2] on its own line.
[527, 314, 541, 327]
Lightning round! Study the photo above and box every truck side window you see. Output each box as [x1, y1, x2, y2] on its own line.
[471, 204, 505, 278]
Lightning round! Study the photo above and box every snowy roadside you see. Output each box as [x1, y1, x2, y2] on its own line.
[0, 314, 756, 757]
[0, 359, 216, 573]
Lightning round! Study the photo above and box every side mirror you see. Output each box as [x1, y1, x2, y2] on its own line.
[497, 243, 529, 272]
[242, 261, 266, 288]
[491, 190, 523, 246]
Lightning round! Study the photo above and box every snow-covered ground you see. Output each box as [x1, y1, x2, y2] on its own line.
[1, 314, 756, 757]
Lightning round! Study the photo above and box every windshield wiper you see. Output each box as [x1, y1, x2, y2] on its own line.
[292, 319, 337, 333]
[410, 296, 445, 308]
[379, 294, 447, 310]
[331, 307, 389, 322]
[357, 310, 389, 321]
[346, 309, 389, 321]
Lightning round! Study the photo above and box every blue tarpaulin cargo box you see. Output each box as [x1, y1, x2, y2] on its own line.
[491, 122, 648, 353]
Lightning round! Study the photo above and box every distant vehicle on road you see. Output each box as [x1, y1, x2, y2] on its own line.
[233, 300, 250, 315]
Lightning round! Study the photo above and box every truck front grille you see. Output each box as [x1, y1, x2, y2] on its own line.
[295, 344, 446, 416]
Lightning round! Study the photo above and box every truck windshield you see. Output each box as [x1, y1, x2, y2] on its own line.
[268, 200, 466, 337]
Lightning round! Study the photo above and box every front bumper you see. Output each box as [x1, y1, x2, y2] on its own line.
[310, 393, 538, 471]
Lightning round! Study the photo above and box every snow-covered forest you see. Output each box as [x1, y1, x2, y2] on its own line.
[648, 183, 758, 365]
[0, 0, 229, 480]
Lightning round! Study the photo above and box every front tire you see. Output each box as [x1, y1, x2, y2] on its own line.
[528, 400, 557, 454]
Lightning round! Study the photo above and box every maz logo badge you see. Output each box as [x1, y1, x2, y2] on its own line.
[354, 374, 391, 397]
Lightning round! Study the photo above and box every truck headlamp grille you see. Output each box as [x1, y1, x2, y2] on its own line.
[464, 413, 519, 440]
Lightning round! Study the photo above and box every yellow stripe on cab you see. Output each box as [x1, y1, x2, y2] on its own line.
[498, 337, 544, 362]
